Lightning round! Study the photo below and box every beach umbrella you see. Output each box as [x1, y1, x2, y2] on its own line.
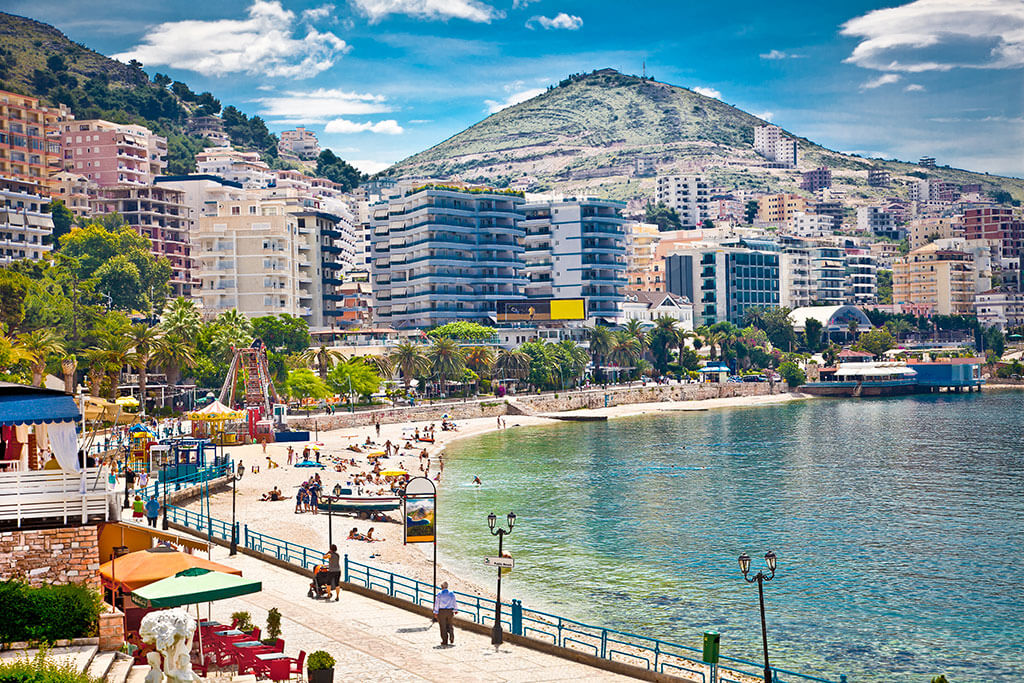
[116, 396, 140, 407]
[100, 546, 243, 593]
[131, 568, 262, 608]
[381, 469, 408, 476]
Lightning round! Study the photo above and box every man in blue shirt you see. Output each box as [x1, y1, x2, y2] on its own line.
[432, 582, 458, 646]
[144, 495, 160, 527]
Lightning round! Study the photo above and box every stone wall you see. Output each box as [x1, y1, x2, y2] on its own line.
[291, 381, 786, 431]
[0, 525, 101, 589]
[98, 607, 125, 651]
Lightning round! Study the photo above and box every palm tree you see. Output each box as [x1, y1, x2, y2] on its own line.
[96, 335, 134, 400]
[127, 323, 163, 412]
[80, 348, 108, 398]
[0, 328, 32, 376]
[388, 342, 429, 391]
[153, 334, 198, 386]
[494, 348, 530, 384]
[463, 346, 495, 379]
[300, 345, 347, 380]
[16, 329, 66, 387]
[607, 331, 641, 380]
[587, 325, 613, 382]
[622, 319, 650, 356]
[362, 353, 394, 379]
[427, 337, 465, 395]
[556, 340, 589, 386]
[160, 297, 201, 338]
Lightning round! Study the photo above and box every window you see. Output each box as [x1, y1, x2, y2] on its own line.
[231, 206, 240, 215]
[249, 205, 257, 215]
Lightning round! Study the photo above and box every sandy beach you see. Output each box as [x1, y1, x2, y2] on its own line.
[183, 390, 812, 598]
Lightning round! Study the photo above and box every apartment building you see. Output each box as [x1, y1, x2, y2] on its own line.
[0, 177, 54, 265]
[845, 248, 878, 306]
[907, 216, 964, 250]
[665, 243, 781, 326]
[893, 243, 976, 315]
[964, 206, 1023, 258]
[154, 174, 245, 248]
[800, 167, 832, 192]
[655, 175, 712, 227]
[752, 125, 798, 167]
[779, 243, 813, 309]
[90, 185, 192, 296]
[625, 222, 664, 292]
[909, 178, 960, 204]
[195, 148, 274, 188]
[867, 168, 891, 187]
[870, 241, 903, 269]
[50, 170, 95, 218]
[856, 206, 903, 240]
[186, 116, 230, 147]
[196, 196, 322, 323]
[0, 90, 67, 195]
[975, 290, 1024, 331]
[278, 127, 321, 160]
[809, 246, 846, 305]
[788, 211, 834, 237]
[370, 186, 526, 328]
[758, 193, 806, 226]
[62, 120, 166, 187]
[521, 198, 628, 322]
[621, 291, 694, 329]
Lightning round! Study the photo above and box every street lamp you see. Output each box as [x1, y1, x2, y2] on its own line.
[161, 460, 169, 531]
[738, 550, 777, 683]
[122, 462, 131, 510]
[229, 455, 242, 555]
[487, 511, 516, 647]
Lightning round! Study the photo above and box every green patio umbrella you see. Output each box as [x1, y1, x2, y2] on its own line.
[131, 567, 262, 608]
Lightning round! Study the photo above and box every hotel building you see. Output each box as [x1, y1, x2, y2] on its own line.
[62, 120, 166, 187]
[0, 177, 54, 265]
[0, 90, 67, 195]
[893, 243, 977, 316]
[655, 175, 712, 228]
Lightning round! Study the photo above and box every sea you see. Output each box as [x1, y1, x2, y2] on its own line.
[437, 390, 1024, 682]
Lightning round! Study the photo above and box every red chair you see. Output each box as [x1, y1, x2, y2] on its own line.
[266, 658, 291, 681]
[269, 638, 285, 653]
[288, 651, 306, 679]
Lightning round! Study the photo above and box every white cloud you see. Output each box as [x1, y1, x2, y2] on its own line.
[512, 0, 539, 8]
[324, 118, 405, 134]
[760, 49, 803, 60]
[861, 73, 901, 89]
[350, 159, 394, 174]
[692, 86, 722, 99]
[527, 13, 583, 30]
[302, 4, 335, 21]
[905, 83, 926, 92]
[841, 0, 1024, 72]
[484, 87, 545, 113]
[350, 0, 502, 23]
[257, 88, 392, 123]
[113, 1, 348, 78]
[755, 111, 775, 122]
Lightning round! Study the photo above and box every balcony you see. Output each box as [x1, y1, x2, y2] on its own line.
[0, 468, 114, 528]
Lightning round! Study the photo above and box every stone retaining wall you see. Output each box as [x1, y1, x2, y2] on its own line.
[98, 607, 125, 651]
[0, 525, 101, 589]
[290, 381, 786, 431]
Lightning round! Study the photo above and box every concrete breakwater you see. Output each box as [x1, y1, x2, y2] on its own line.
[289, 381, 787, 431]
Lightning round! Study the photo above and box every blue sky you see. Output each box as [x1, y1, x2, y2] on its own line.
[8, 0, 1023, 176]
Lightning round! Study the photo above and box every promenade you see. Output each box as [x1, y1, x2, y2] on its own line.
[195, 545, 637, 682]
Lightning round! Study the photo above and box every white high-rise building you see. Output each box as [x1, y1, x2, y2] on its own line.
[655, 175, 712, 228]
[753, 124, 798, 167]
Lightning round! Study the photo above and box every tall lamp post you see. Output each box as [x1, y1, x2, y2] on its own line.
[487, 511, 516, 647]
[229, 457, 242, 555]
[738, 550, 777, 683]
[161, 460, 169, 530]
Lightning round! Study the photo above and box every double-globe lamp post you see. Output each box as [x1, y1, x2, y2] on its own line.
[229, 459, 243, 555]
[487, 511, 516, 646]
[739, 550, 777, 683]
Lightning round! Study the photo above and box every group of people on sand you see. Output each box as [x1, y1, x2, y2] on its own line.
[295, 475, 323, 513]
[347, 526, 382, 542]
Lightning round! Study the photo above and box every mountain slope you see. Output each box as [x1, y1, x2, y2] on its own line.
[387, 69, 1024, 203]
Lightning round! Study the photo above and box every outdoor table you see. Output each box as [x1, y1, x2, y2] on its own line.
[214, 629, 245, 636]
[255, 653, 290, 660]
[232, 641, 268, 648]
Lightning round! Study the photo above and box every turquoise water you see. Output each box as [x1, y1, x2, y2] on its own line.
[438, 391, 1024, 682]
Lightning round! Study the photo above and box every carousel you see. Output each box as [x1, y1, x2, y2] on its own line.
[186, 401, 246, 445]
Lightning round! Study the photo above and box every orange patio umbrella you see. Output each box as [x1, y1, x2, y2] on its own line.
[100, 546, 243, 593]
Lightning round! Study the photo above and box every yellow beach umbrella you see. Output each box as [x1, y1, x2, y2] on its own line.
[380, 469, 408, 476]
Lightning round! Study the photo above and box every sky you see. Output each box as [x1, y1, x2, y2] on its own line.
[7, 0, 1023, 177]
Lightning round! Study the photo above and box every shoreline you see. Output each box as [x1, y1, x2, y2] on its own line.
[184, 390, 812, 602]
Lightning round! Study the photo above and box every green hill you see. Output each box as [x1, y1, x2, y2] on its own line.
[387, 68, 1024, 204]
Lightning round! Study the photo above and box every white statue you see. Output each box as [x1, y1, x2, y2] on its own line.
[139, 608, 200, 683]
[144, 653, 164, 683]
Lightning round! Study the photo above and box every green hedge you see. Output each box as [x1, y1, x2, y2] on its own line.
[0, 582, 103, 644]
[0, 649, 100, 683]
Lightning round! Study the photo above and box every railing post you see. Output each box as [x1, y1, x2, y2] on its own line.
[244, 524, 249, 549]
[511, 599, 522, 636]
[653, 640, 660, 673]
[600, 628, 607, 659]
[839, 675, 847, 683]
[302, 545, 307, 568]
[388, 573, 394, 597]
[343, 554, 349, 583]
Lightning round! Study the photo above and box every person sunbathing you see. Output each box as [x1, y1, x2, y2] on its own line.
[366, 527, 383, 542]
[347, 527, 367, 541]
[260, 487, 282, 501]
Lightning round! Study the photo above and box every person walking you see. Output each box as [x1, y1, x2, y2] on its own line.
[324, 544, 341, 601]
[433, 581, 458, 646]
[144, 494, 160, 527]
[375, 417, 381, 438]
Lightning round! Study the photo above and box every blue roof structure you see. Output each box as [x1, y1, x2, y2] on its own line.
[0, 383, 80, 427]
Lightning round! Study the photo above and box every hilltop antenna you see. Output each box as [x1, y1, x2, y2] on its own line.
[642, 59, 646, 78]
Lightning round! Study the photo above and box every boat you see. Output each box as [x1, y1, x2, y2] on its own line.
[316, 487, 401, 518]
[801, 361, 919, 397]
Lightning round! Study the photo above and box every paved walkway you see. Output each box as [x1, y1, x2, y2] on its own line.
[199, 546, 634, 682]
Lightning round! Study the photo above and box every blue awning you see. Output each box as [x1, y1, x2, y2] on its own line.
[0, 393, 80, 427]
[698, 366, 731, 373]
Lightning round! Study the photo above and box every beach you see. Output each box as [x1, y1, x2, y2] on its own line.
[183, 390, 811, 598]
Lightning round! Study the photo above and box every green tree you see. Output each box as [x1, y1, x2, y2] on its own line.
[644, 202, 683, 231]
[463, 346, 495, 378]
[607, 331, 641, 373]
[743, 306, 797, 350]
[126, 323, 162, 411]
[876, 269, 893, 304]
[803, 318, 823, 353]
[315, 149, 366, 192]
[427, 321, 497, 342]
[388, 342, 429, 390]
[556, 340, 589, 385]
[286, 368, 330, 400]
[152, 333, 197, 386]
[0, 270, 29, 331]
[778, 360, 805, 387]
[587, 325, 614, 381]
[647, 317, 678, 376]
[47, 199, 75, 246]
[252, 314, 310, 354]
[744, 200, 759, 224]
[15, 329, 65, 387]
[159, 297, 201, 339]
[427, 337, 466, 393]
[300, 344, 346, 381]
[326, 359, 381, 400]
[494, 348, 530, 384]
[855, 328, 896, 356]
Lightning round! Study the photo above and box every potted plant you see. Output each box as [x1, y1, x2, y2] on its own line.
[307, 650, 335, 683]
[263, 607, 282, 645]
[231, 611, 254, 633]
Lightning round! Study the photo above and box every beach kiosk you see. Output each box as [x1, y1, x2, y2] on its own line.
[698, 364, 731, 383]
[187, 401, 246, 445]
[127, 424, 159, 472]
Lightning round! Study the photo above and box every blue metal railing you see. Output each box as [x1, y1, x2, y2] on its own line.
[137, 462, 234, 501]
[167, 507, 844, 683]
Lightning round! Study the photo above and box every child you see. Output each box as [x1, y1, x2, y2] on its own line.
[132, 494, 145, 520]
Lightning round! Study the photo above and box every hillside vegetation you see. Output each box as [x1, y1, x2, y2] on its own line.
[387, 69, 1024, 204]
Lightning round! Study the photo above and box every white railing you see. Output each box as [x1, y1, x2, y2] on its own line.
[0, 467, 113, 527]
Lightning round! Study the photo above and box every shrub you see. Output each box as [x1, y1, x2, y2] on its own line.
[778, 361, 805, 388]
[0, 581, 102, 644]
[307, 651, 336, 670]
[0, 648, 100, 683]
[264, 607, 282, 643]
[231, 611, 253, 632]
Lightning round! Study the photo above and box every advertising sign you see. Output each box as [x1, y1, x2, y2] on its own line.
[404, 495, 435, 544]
[496, 298, 586, 322]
